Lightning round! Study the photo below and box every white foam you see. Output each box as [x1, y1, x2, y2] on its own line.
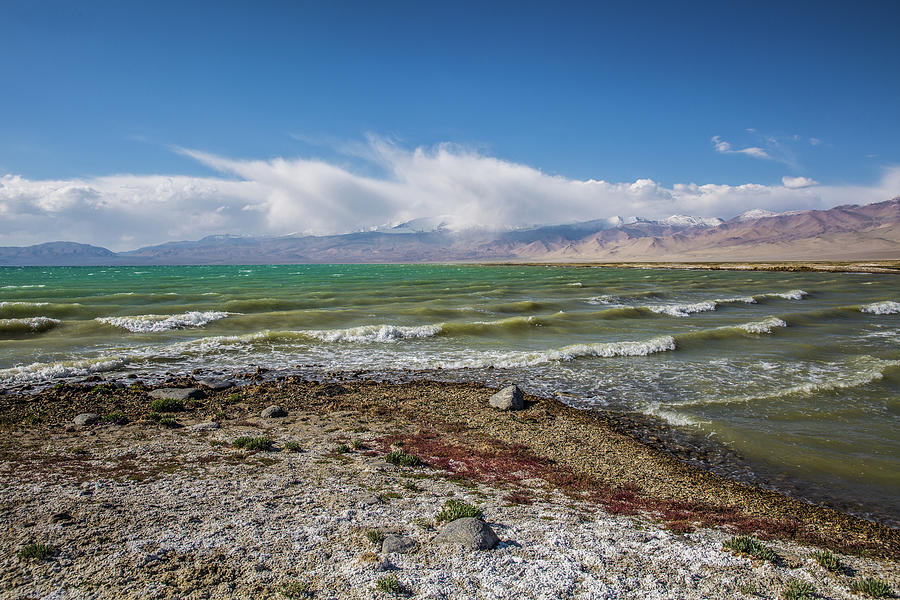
[648, 301, 717, 317]
[96, 311, 231, 333]
[2, 284, 45, 288]
[715, 296, 757, 304]
[566, 282, 583, 287]
[0, 317, 61, 333]
[585, 295, 619, 305]
[861, 301, 900, 315]
[0, 356, 128, 385]
[302, 324, 443, 343]
[738, 317, 787, 334]
[762, 289, 808, 300]
[0, 301, 49, 308]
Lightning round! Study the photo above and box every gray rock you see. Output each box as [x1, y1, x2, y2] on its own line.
[382, 535, 417, 554]
[73, 413, 100, 426]
[261, 405, 287, 418]
[198, 378, 235, 391]
[188, 421, 220, 432]
[374, 558, 397, 572]
[149, 387, 205, 400]
[359, 494, 383, 506]
[489, 385, 524, 411]
[433, 517, 499, 550]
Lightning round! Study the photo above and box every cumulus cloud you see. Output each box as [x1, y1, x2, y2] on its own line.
[782, 175, 819, 188]
[1, 138, 898, 250]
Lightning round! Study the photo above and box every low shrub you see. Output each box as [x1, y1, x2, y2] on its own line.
[849, 577, 892, 598]
[375, 574, 406, 596]
[18, 543, 54, 560]
[365, 530, 385, 546]
[385, 449, 420, 467]
[782, 579, 816, 600]
[435, 499, 482, 524]
[149, 397, 183, 413]
[813, 549, 843, 573]
[283, 441, 302, 452]
[280, 580, 314, 598]
[232, 436, 272, 451]
[723, 535, 778, 562]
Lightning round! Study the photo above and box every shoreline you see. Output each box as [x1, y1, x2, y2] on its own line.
[2, 375, 898, 598]
[2, 375, 897, 557]
[478, 260, 900, 274]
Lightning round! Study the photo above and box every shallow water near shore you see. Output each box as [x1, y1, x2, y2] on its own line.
[1, 264, 898, 523]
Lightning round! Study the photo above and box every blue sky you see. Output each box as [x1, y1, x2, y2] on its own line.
[1, 0, 899, 248]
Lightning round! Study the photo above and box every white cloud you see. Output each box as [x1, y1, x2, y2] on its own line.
[1, 138, 898, 250]
[711, 135, 771, 159]
[782, 175, 818, 188]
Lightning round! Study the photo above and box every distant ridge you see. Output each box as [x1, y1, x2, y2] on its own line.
[1, 199, 897, 265]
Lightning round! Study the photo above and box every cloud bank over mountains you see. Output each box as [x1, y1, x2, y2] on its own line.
[1, 138, 898, 250]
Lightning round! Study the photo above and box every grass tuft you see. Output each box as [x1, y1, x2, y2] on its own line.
[18, 543, 54, 560]
[723, 535, 778, 563]
[283, 441, 302, 452]
[280, 580, 314, 598]
[812, 549, 843, 573]
[365, 530, 385, 546]
[849, 577, 892, 598]
[435, 499, 482, 524]
[782, 579, 816, 600]
[385, 449, 421, 467]
[375, 574, 407, 596]
[101, 411, 128, 424]
[334, 443, 350, 454]
[232, 436, 272, 451]
[149, 397, 183, 413]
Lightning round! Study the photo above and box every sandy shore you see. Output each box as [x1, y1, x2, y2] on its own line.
[1, 377, 897, 599]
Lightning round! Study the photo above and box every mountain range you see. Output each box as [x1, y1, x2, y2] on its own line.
[1, 198, 898, 266]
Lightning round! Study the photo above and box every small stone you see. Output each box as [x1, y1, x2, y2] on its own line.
[198, 378, 235, 391]
[359, 495, 383, 506]
[49, 511, 74, 523]
[374, 558, 397, 572]
[73, 413, 100, 426]
[261, 405, 287, 418]
[188, 421, 220, 432]
[149, 387, 205, 400]
[382, 535, 417, 554]
[488, 385, 524, 411]
[433, 517, 499, 550]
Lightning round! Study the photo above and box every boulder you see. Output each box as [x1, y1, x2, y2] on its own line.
[197, 378, 235, 391]
[73, 413, 100, 426]
[488, 385, 524, 411]
[149, 387, 205, 400]
[188, 421, 220, 432]
[382, 535, 417, 554]
[261, 405, 287, 418]
[433, 517, 499, 550]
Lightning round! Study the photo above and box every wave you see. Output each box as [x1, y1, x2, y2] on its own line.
[1, 284, 45, 289]
[0, 301, 84, 318]
[679, 356, 900, 407]
[438, 335, 677, 369]
[761, 289, 808, 301]
[672, 317, 787, 344]
[738, 317, 788, 334]
[648, 301, 718, 317]
[301, 324, 443, 343]
[441, 316, 539, 336]
[861, 301, 900, 315]
[0, 356, 128, 386]
[0, 317, 61, 335]
[96, 311, 231, 333]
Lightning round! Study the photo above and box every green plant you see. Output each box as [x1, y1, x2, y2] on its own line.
[18, 543, 54, 560]
[334, 443, 350, 454]
[375, 574, 406, 596]
[147, 413, 180, 428]
[812, 549, 843, 573]
[280, 580, 314, 598]
[435, 499, 482, 524]
[385, 449, 420, 467]
[782, 579, 816, 600]
[101, 411, 127, 424]
[226, 393, 241, 404]
[283, 441, 302, 452]
[738, 582, 759, 596]
[365, 530, 385, 546]
[849, 577, 892, 598]
[723, 536, 778, 563]
[232, 436, 272, 451]
[351, 439, 365, 450]
[149, 397, 183, 413]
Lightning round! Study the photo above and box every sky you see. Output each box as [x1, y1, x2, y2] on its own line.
[1, 0, 899, 250]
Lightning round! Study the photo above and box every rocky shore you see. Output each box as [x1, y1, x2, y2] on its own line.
[490, 261, 900, 274]
[1, 377, 898, 599]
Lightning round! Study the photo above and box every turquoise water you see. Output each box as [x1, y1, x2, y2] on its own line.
[1, 265, 898, 521]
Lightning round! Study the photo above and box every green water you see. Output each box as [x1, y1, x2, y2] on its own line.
[1, 265, 898, 522]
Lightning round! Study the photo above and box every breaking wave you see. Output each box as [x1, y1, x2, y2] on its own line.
[96, 311, 231, 333]
[861, 301, 900, 315]
[738, 317, 788, 334]
[302, 324, 443, 343]
[0, 356, 128, 386]
[648, 301, 718, 317]
[0, 317, 61, 335]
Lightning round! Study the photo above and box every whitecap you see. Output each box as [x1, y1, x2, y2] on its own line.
[860, 301, 900, 315]
[302, 324, 442, 343]
[648, 301, 718, 317]
[738, 317, 787, 334]
[0, 317, 61, 333]
[96, 311, 231, 333]
[0, 356, 128, 385]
